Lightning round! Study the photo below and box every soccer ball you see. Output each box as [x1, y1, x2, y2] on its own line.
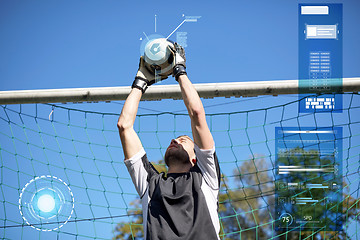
[144, 38, 174, 77]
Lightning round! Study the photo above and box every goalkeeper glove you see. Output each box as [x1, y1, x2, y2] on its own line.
[168, 42, 187, 81]
[132, 56, 168, 93]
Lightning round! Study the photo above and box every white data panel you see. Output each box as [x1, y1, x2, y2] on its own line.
[301, 6, 329, 15]
[306, 25, 337, 39]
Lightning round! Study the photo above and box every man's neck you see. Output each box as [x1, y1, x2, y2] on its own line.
[167, 165, 191, 174]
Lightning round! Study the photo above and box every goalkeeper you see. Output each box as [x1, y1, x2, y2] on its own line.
[117, 43, 220, 239]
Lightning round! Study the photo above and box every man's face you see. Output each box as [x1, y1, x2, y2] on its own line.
[164, 135, 195, 167]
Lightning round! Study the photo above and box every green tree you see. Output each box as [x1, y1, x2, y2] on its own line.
[219, 154, 274, 239]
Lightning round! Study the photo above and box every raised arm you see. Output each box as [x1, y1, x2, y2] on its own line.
[117, 88, 143, 160]
[171, 43, 214, 150]
[178, 75, 214, 150]
[118, 56, 169, 159]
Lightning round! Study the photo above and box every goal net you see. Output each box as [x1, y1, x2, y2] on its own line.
[0, 85, 359, 239]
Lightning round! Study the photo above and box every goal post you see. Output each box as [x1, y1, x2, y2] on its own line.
[0, 77, 359, 104]
[0, 78, 359, 239]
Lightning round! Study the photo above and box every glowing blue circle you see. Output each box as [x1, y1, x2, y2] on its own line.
[37, 194, 55, 213]
[144, 38, 170, 63]
[19, 175, 74, 231]
[139, 34, 174, 77]
[139, 34, 164, 56]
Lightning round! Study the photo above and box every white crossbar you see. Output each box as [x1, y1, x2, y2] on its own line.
[0, 78, 359, 104]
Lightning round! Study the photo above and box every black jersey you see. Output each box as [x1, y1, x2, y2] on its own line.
[125, 144, 220, 240]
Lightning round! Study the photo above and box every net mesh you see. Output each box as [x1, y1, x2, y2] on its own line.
[0, 93, 359, 239]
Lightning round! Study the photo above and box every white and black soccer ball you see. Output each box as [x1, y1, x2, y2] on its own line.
[144, 38, 174, 77]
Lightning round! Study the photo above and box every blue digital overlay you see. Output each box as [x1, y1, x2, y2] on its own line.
[275, 127, 343, 231]
[298, 4, 343, 113]
[19, 175, 74, 231]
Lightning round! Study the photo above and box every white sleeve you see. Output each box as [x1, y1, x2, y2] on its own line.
[194, 144, 220, 190]
[124, 148, 149, 198]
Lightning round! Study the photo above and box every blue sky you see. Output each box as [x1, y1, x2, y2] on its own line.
[1, 0, 359, 239]
[1, 0, 359, 92]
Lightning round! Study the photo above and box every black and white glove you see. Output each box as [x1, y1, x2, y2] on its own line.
[132, 56, 168, 93]
[169, 42, 187, 81]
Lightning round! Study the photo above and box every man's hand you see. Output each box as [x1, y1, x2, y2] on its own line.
[132, 56, 168, 93]
[169, 43, 187, 81]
